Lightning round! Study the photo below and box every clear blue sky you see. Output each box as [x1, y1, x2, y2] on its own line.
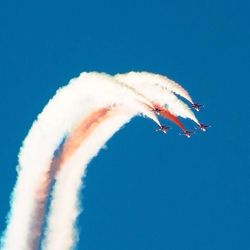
[0, 1, 249, 249]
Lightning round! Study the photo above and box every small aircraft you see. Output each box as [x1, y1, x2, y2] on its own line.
[179, 130, 194, 138]
[192, 103, 203, 112]
[197, 123, 211, 132]
[152, 107, 162, 115]
[156, 125, 170, 134]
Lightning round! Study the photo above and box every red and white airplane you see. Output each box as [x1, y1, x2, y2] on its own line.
[192, 103, 203, 112]
[179, 130, 194, 138]
[197, 123, 211, 132]
[152, 107, 162, 115]
[156, 125, 171, 134]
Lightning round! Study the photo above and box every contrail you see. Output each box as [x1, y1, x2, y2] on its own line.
[116, 71, 194, 103]
[1, 71, 201, 250]
[30, 108, 115, 249]
[0, 72, 158, 250]
[115, 72, 200, 124]
[42, 108, 134, 250]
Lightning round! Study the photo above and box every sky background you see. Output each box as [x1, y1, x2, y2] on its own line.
[0, 0, 249, 249]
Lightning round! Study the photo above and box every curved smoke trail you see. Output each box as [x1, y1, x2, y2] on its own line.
[115, 72, 199, 124]
[1, 72, 200, 250]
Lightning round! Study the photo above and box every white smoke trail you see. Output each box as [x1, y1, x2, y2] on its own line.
[1, 71, 200, 250]
[0, 73, 154, 250]
[41, 73, 162, 249]
[42, 109, 134, 250]
[42, 72, 199, 249]
[118, 71, 194, 103]
[115, 72, 199, 125]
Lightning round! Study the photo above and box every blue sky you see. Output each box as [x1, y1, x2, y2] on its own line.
[0, 0, 249, 249]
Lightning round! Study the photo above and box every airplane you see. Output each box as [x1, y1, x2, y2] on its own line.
[197, 123, 211, 132]
[192, 103, 203, 112]
[156, 125, 170, 134]
[152, 107, 162, 115]
[179, 130, 194, 138]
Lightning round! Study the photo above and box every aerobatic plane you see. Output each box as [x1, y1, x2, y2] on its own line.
[197, 123, 211, 132]
[156, 125, 170, 134]
[192, 103, 203, 112]
[152, 107, 162, 115]
[179, 130, 194, 138]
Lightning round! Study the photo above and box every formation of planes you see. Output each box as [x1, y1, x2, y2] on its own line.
[153, 103, 210, 138]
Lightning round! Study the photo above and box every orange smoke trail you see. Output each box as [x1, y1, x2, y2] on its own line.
[29, 107, 114, 250]
[57, 108, 111, 166]
[153, 104, 186, 131]
[29, 171, 51, 250]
